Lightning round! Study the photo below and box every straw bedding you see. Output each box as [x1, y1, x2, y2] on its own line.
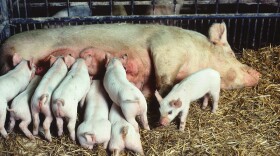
[0, 45, 279, 156]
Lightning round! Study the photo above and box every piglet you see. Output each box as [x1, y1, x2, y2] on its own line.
[7, 75, 42, 139]
[155, 68, 221, 131]
[0, 53, 35, 138]
[51, 58, 91, 141]
[109, 103, 144, 156]
[31, 55, 75, 142]
[77, 80, 111, 149]
[103, 54, 150, 132]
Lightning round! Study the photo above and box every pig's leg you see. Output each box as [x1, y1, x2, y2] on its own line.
[121, 105, 140, 132]
[179, 103, 190, 132]
[202, 94, 210, 109]
[103, 141, 109, 149]
[0, 109, 8, 139]
[139, 109, 150, 130]
[43, 113, 53, 142]
[150, 42, 186, 96]
[210, 91, 220, 113]
[67, 117, 77, 142]
[19, 120, 34, 140]
[8, 115, 16, 132]
[32, 112, 40, 135]
[56, 117, 64, 137]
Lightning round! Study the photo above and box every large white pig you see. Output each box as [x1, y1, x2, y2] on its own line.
[0, 53, 35, 138]
[109, 103, 144, 156]
[0, 23, 261, 97]
[155, 68, 221, 131]
[51, 58, 91, 141]
[103, 54, 150, 132]
[76, 80, 111, 149]
[7, 75, 42, 139]
[30, 55, 75, 142]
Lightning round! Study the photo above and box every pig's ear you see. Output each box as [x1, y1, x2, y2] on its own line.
[121, 126, 129, 140]
[28, 57, 34, 70]
[209, 22, 228, 45]
[120, 53, 128, 65]
[63, 55, 76, 68]
[155, 90, 163, 103]
[169, 99, 182, 108]
[12, 53, 22, 66]
[49, 55, 57, 66]
[83, 132, 96, 143]
[105, 53, 111, 68]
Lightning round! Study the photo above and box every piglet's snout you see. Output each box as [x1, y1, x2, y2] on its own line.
[160, 117, 170, 126]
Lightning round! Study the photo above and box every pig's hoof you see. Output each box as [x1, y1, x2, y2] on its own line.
[211, 109, 217, 113]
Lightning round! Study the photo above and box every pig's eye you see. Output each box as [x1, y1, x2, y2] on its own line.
[168, 111, 172, 115]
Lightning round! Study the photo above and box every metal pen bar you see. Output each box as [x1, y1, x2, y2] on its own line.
[152, 0, 155, 15]
[16, 0, 20, 18]
[194, 0, 198, 14]
[9, 0, 14, 18]
[266, 18, 271, 44]
[110, 0, 113, 16]
[245, 19, 251, 48]
[236, 0, 240, 13]
[233, 19, 237, 47]
[258, 18, 264, 48]
[67, 0, 70, 17]
[238, 19, 244, 49]
[272, 1, 280, 43]
[131, 0, 135, 15]
[45, 0, 49, 17]
[252, 19, 258, 47]
[89, 0, 92, 15]
[173, 0, 176, 14]
[215, 0, 219, 14]
[24, 0, 27, 18]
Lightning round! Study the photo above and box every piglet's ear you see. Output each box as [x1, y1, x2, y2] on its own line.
[120, 53, 128, 65]
[121, 126, 128, 140]
[12, 53, 22, 67]
[28, 57, 34, 70]
[169, 98, 182, 108]
[63, 54, 76, 68]
[105, 53, 111, 68]
[209, 22, 228, 45]
[83, 132, 96, 144]
[49, 55, 57, 66]
[155, 90, 163, 103]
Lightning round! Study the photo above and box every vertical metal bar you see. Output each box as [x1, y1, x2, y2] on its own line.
[258, 19, 264, 48]
[9, 0, 14, 18]
[266, 18, 271, 44]
[1, 0, 10, 38]
[45, 0, 49, 17]
[173, 0, 176, 14]
[23, 0, 27, 18]
[109, 0, 113, 16]
[246, 19, 251, 48]
[194, 0, 198, 14]
[236, 0, 240, 13]
[89, 0, 92, 15]
[233, 19, 237, 47]
[16, 0, 21, 18]
[238, 19, 244, 49]
[130, 0, 135, 15]
[272, 1, 279, 43]
[227, 19, 231, 41]
[215, 0, 219, 14]
[67, 0, 70, 17]
[252, 19, 258, 47]
[152, 0, 155, 15]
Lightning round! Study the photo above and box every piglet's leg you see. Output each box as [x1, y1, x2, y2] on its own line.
[56, 117, 64, 137]
[140, 111, 150, 130]
[179, 104, 190, 132]
[0, 109, 8, 139]
[202, 94, 210, 109]
[43, 114, 53, 142]
[103, 141, 109, 149]
[8, 116, 16, 132]
[210, 91, 220, 113]
[32, 112, 40, 135]
[67, 117, 77, 142]
[19, 120, 34, 140]
[121, 105, 139, 132]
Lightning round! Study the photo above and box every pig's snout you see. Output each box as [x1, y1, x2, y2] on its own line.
[244, 68, 261, 87]
[160, 117, 170, 126]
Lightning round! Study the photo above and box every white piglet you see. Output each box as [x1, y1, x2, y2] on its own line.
[7, 75, 42, 139]
[31, 55, 75, 142]
[51, 58, 91, 141]
[77, 80, 111, 149]
[0, 53, 35, 138]
[109, 103, 144, 156]
[155, 68, 221, 131]
[103, 54, 150, 132]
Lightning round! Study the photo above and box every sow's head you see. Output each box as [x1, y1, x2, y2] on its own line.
[208, 22, 261, 89]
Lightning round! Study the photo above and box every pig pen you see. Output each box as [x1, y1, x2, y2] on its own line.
[0, 0, 280, 155]
[0, 46, 278, 155]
